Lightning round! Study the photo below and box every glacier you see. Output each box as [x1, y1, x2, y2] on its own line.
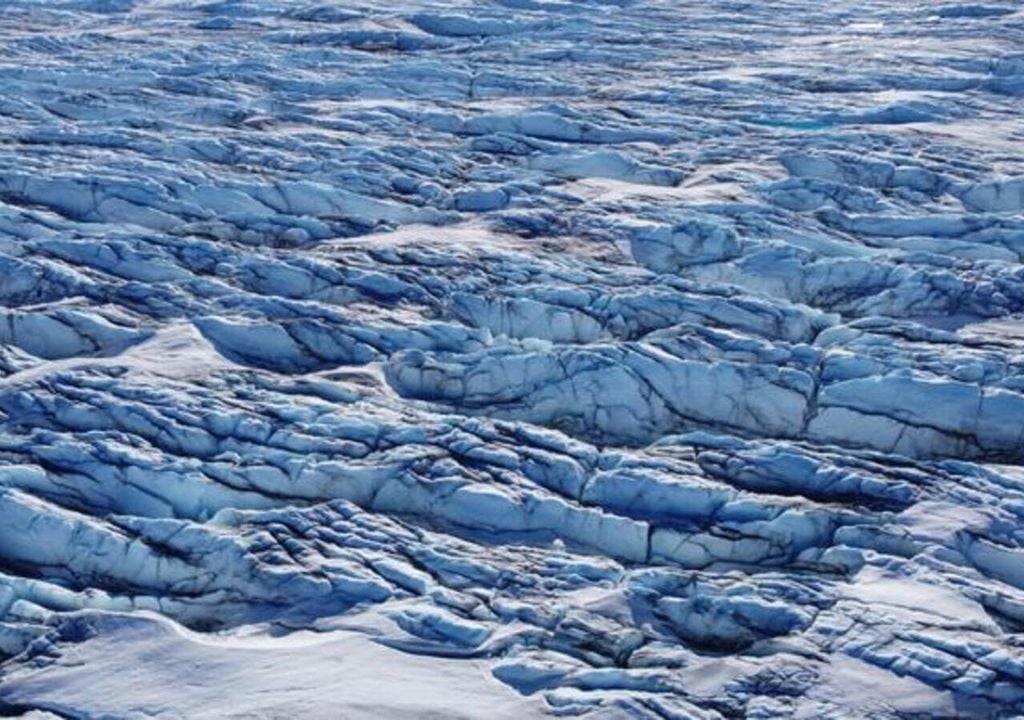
[1, 0, 1024, 718]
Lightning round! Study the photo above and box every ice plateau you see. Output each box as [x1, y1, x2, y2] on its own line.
[1, 0, 1024, 718]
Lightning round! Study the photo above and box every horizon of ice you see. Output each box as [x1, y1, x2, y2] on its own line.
[1, 1, 1024, 718]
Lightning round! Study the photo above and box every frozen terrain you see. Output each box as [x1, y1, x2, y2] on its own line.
[1, 0, 1024, 717]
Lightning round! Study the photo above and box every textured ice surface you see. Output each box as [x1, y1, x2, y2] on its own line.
[1, 0, 1024, 718]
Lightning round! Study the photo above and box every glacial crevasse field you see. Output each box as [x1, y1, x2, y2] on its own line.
[1, 1, 1024, 718]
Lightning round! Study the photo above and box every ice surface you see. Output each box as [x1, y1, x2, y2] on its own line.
[1, 0, 1023, 718]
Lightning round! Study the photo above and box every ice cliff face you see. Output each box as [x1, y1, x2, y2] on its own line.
[1, 1, 1024, 718]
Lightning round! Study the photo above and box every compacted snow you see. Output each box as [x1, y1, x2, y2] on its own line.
[1, 0, 1023, 717]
